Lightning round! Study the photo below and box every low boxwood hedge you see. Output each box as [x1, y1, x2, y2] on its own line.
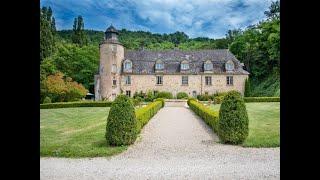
[136, 99, 164, 132]
[187, 98, 219, 132]
[40, 101, 113, 109]
[244, 97, 280, 102]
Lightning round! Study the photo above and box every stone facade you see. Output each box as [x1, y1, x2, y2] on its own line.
[95, 25, 249, 101]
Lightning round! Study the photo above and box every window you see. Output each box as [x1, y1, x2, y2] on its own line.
[192, 91, 197, 97]
[181, 63, 189, 70]
[156, 63, 164, 69]
[205, 76, 212, 85]
[153, 91, 158, 96]
[205, 92, 209, 95]
[111, 44, 117, 52]
[125, 76, 131, 85]
[126, 90, 131, 97]
[225, 60, 235, 71]
[182, 76, 188, 85]
[113, 79, 117, 86]
[227, 76, 233, 85]
[156, 76, 163, 85]
[124, 61, 132, 70]
[204, 61, 213, 71]
[111, 64, 117, 73]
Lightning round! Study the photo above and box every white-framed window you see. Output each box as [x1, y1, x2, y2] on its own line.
[124, 61, 132, 70]
[126, 90, 131, 97]
[182, 76, 188, 85]
[125, 76, 131, 85]
[225, 60, 235, 71]
[181, 63, 189, 70]
[156, 76, 163, 85]
[227, 76, 233, 85]
[204, 61, 213, 71]
[155, 60, 164, 70]
[192, 91, 197, 97]
[205, 76, 212, 85]
[111, 64, 117, 73]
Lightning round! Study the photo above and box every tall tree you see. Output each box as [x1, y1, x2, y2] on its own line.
[71, 16, 88, 47]
[264, 1, 280, 20]
[40, 6, 56, 61]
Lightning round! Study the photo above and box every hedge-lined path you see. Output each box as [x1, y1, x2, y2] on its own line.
[40, 106, 279, 179]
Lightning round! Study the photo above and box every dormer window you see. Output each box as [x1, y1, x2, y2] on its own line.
[225, 60, 235, 71]
[123, 59, 132, 73]
[204, 60, 213, 71]
[181, 60, 189, 70]
[155, 60, 164, 70]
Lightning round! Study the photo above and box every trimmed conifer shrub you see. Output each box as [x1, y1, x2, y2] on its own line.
[218, 90, 249, 144]
[106, 95, 138, 146]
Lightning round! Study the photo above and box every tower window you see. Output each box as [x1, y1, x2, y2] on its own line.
[205, 76, 212, 85]
[111, 64, 117, 73]
[182, 76, 188, 85]
[227, 76, 233, 85]
[113, 79, 117, 86]
[156, 76, 163, 85]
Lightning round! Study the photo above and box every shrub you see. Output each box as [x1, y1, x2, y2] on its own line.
[176, 92, 188, 99]
[244, 78, 251, 97]
[136, 100, 163, 132]
[145, 90, 155, 102]
[153, 98, 165, 107]
[43, 97, 52, 104]
[244, 97, 280, 102]
[155, 91, 173, 99]
[40, 101, 112, 109]
[187, 99, 219, 132]
[218, 90, 249, 144]
[197, 94, 210, 101]
[106, 95, 138, 146]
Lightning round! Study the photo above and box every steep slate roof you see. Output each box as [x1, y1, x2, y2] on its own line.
[123, 49, 249, 75]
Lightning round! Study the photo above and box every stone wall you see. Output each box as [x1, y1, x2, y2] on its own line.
[120, 74, 248, 97]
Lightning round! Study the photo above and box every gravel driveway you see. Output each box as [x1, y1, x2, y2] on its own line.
[40, 106, 280, 179]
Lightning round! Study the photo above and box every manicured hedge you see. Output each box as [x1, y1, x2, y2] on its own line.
[136, 99, 164, 132]
[244, 97, 280, 102]
[187, 99, 219, 132]
[40, 101, 113, 109]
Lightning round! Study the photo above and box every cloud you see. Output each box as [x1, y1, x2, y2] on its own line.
[40, 0, 276, 38]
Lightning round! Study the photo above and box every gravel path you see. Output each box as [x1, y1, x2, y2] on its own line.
[40, 106, 280, 179]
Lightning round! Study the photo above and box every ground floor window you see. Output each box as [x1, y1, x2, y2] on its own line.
[153, 90, 158, 96]
[227, 76, 233, 85]
[192, 91, 197, 97]
[205, 91, 208, 95]
[156, 76, 163, 85]
[126, 90, 131, 97]
[205, 76, 212, 85]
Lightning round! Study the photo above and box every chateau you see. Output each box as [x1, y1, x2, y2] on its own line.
[94, 25, 249, 101]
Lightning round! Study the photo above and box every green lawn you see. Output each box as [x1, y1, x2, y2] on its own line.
[210, 102, 280, 147]
[40, 107, 127, 158]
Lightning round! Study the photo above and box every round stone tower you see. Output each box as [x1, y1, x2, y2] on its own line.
[94, 25, 124, 101]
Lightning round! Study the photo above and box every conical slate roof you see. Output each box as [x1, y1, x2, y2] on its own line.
[105, 25, 118, 34]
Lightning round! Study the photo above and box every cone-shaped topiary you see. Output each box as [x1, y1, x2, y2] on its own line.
[218, 90, 249, 144]
[106, 95, 138, 146]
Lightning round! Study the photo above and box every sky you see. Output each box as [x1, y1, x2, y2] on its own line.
[40, 0, 276, 39]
